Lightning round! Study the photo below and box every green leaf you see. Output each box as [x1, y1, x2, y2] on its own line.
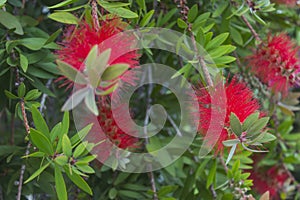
[54, 155, 68, 166]
[232, 159, 240, 175]
[206, 160, 217, 189]
[208, 45, 236, 58]
[50, 122, 62, 142]
[19, 38, 46, 51]
[102, 64, 129, 81]
[259, 132, 276, 143]
[76, 155, 97, 165]
[253, 12, 266, 25]
[75, 164, 95, 174]
[45, 29, 62, 45]
[62, 135, 72, 157]
[48, 12, 79, 24]
[0, 0, 7, 7]
[230, 27, 243, 46]
[213, 56, 236, 65]
[61, 111, 69, 136]
[242, 112, 260, 131]
[30, 128, 54, 155]
[18, 82, 26, 98]
[230, 113, 242, 136]
[222, 139, 239, 147]
[0, 10, 23, 35]
[56, 60, 86, 84]
[4, 90, 18, 99]
[22, 151, 45, 158]
[55, 165, 68, 200]
[188, 5, 198, 22]
[103, 7, 138, 18]
[140, 10, 154, 27]
[48, 0, 78, 9]
[177, 18, 188, 29]
[19, 54, 28, 72]
[84, 89, 98, 116]
[70, 123, 93, 146]
[206, 33, 229, 50]
[109, 188, 118, 199]
[73, 142, 87, 158]
[225, 144, 237, 165]
[31, 106, 49, 137]
[247, 117, 269, 136]
[212, 2, 228, 18]
[24, 162, 50, 184]
[118, 190, 144, 199]
[85, 45, 98, 71]
[61, 87, 89, 111]
[64, 166, 93, 195]
[24, 89, 41, 101]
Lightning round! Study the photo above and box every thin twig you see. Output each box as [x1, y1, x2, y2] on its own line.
[240, 15, 262, 43]
[175, 0, 213, 86]
[209, 184, 217, 199]
[143, 67, 158, 200]
[219, 155, 228, 173]
[92, 0, 100, 31]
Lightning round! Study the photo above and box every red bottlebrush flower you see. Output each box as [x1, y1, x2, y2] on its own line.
[248, 33, 300, 96]
[248, 160, 289, 199]
[196, 77, 260, 153]
[56, 18, 139, 87]
[88, 97, 140, 163]
[272, 0, 297, 6]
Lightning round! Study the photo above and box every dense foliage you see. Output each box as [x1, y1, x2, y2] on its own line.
[1, 0, 300, 199]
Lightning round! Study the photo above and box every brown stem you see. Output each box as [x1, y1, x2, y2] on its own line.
[219, 155, 228, 173]
[20, 99, 30, 134]
[91, 0, 100, 31]
[16, 142, 30, 200]
[241, 15, 262, 43]
[175, 0, 213, 86]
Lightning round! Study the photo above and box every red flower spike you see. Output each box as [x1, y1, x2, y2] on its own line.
[196, 77, 261, 153]
[248, 156, 290, 199]
[248, 33, 300, 96]
[56, 18, 139, 87]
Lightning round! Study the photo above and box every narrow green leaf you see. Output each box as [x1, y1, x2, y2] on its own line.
[230, 27, 243, 46]
[62, 135, 72, 157]
[230, 112, 242, 136]
[0, 10, 23, 35]
[73, 142, 87, 158]
[56, 60, 86, 84]
[206, 160, 217, 189]
[54, 155, 68, 166]
[44, 29, 62, 45]
[48, 12, 79, 24]
[76, 164, 95, 174]
[31, 106, 49, 136]
[104, 7, 138, 18]
[18, 83, 26, 98]
[102, 64, 129, 81]
[61, 87, 89, 111]
[61, 111, 70, 136]
[4, 90, 18, 99]
[55, 165, 68, 200]
[247, 117, 269, 136]
[30, 128, 53, 155]
[24, 89, 41, 101]
[19, 54, 28, 72]
[222, 139, 239, 147]
[242, 112, 260, 131]
[85, 45, 98, 71]
[177, 18, 188, 29]
[187, 4, 198, 22]
[22, 151, 45, 158]
[225, 144, 237, 165]
[24, 162, 50, 184]
[140, 10, 154, 27]
[50, 122, 62, 142]
[70, 123, 93, 146]
[84, 89, 99, 116]
[206, 33, 229, 50]
[76, 155, 97, 165]
[64, 166, 93, 195]
[259, 132, 276, 143]
[48, 0, 78, 9]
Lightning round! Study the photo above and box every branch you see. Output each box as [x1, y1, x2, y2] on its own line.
[91, 0, 100, 31]
[240, 15, 262, 43]
[175, 0, 213, 86]
[143, 67, 158, 200]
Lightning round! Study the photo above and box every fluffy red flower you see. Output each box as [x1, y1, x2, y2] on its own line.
[88, 97, 140, 163]
[56, 18, 139, 88]
[248, 33, 300, 96]
[196, 78, 260, 153]
[248, 161, 289, 199]
[273, 0, 297, 6]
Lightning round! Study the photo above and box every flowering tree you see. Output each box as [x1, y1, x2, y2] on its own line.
[0, 0, 300, 199]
